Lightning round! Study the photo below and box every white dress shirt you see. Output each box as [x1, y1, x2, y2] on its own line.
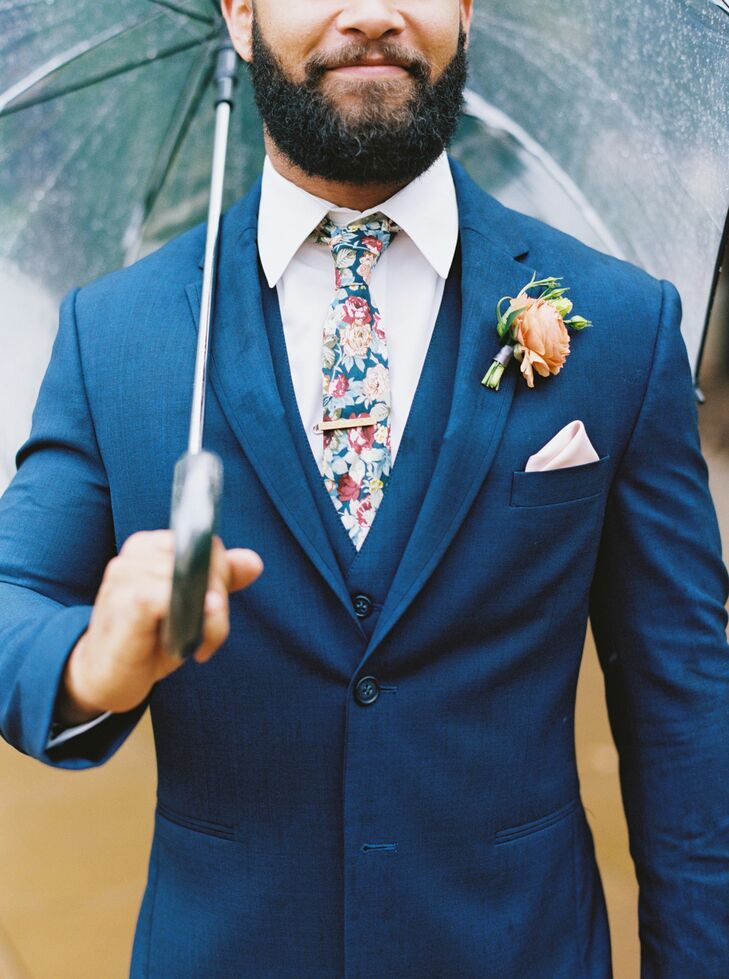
[47, 152, 459, 748]
[258, 151, 458, 464]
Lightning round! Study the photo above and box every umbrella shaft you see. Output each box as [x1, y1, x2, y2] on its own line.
[189, 100, 232, 455]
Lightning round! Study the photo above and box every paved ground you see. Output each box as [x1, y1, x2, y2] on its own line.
[0, 370, 727, 979]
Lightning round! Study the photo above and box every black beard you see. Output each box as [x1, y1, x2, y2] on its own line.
[247, 18, 468, 185]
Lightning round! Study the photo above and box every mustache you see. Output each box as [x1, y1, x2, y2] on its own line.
[304, 43, 432, 84]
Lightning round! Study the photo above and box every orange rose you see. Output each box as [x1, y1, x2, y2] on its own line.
[510, 293, 571, 388]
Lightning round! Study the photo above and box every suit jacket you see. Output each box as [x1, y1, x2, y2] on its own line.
[0, 159, 727, 978]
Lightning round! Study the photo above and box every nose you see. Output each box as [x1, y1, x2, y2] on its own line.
[335, 0, 406, 40]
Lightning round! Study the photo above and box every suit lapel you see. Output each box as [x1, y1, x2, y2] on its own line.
[361, 162, 537, 659]
[183, 185, 360, 627]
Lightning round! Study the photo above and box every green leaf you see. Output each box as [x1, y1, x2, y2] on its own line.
[497, 307, 521, 339]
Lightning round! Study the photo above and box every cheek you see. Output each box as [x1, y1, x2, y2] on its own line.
[254, 1, 329, 74]
[405, 6, 462, 70]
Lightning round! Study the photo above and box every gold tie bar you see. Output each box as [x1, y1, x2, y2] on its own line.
[313, 416, 375, 434]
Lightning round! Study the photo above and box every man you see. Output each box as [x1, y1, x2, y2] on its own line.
[0, 0, 727, 976]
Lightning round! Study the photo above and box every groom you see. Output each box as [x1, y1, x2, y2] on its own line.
[1, 1, 728, 976]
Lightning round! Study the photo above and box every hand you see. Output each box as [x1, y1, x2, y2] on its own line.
[56, 531, 263, 724]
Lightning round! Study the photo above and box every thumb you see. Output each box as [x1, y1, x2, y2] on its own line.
[225, 548, 264, 593]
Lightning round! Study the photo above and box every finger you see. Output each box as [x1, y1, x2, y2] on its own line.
[119, 552, 175, 580]
[206, 537, 229, 591]
[192, 589, 230, 663]
[111, 540, 175, 588]
[183, 542, 262, 665]
[114, 578, 172, 627]
[207, 546, 232, 605]
[225, 548, 264, 593]
[155, 645, 191, 679]
[120, 529, 175, 558]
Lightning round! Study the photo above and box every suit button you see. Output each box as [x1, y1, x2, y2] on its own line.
[352, 594, 373, 619]
[354, 676, 380, 706]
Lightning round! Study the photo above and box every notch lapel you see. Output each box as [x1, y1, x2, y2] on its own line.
[183, 185, 360, 627]
[361, 165, 537, 659]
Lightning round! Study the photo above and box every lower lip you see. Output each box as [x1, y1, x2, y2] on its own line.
[328, 65, 409, 78]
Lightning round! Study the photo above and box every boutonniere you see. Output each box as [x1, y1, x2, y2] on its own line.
[481, 275, 591, 391]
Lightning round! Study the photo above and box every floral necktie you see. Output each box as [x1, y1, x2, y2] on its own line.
[313, 214, 398, 551]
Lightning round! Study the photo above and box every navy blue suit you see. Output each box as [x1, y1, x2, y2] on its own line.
[0, 160, 727, 977]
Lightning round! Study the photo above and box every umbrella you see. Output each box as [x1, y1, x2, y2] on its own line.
[1, 0, 248, 657]
[461, 0, 729, 385]
[1, 0, 728, 453]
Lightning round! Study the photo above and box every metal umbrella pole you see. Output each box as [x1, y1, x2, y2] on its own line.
[161, 35, 238, 659]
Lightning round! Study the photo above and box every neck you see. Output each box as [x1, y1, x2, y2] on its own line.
[264, 133, 408, 212]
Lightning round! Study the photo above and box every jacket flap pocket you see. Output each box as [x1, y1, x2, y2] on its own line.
[510, 455, 611, 508]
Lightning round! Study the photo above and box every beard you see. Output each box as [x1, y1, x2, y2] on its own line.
[247, 16, 468, 185]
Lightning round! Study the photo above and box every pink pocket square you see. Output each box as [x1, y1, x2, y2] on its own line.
[525, 420, 599, 472]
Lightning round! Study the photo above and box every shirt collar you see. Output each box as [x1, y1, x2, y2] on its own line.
[257, 151, 459, 287]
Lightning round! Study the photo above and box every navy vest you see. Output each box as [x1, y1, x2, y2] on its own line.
[259, 250, 461, 639]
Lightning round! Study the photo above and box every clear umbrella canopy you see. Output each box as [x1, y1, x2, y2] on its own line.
[0, 1, 261, 290]
[1, 0, 728, 483]
[464, 0, 729, 377]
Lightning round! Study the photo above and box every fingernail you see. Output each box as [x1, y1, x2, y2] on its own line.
[205, 591, 224, 612]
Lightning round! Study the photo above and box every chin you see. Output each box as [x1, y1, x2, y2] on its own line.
[322, 77, 416, 121]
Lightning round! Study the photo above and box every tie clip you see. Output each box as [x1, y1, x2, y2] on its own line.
[313, 416, 375, 434]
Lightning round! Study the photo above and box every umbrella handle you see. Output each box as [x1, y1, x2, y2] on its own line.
[162, 450, 224, 659]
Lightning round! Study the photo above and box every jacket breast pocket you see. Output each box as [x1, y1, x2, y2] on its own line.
[509, 455, 611, 508]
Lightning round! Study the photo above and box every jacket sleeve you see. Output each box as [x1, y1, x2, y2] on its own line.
[589, 279, 729, 976]
[0, 289, 148, 769]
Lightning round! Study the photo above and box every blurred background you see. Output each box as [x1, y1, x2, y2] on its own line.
[1, 0, 728, 975]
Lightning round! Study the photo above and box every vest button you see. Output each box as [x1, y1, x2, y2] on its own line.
[354, 676, 380, 706]
[352, 593, 373, 619]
